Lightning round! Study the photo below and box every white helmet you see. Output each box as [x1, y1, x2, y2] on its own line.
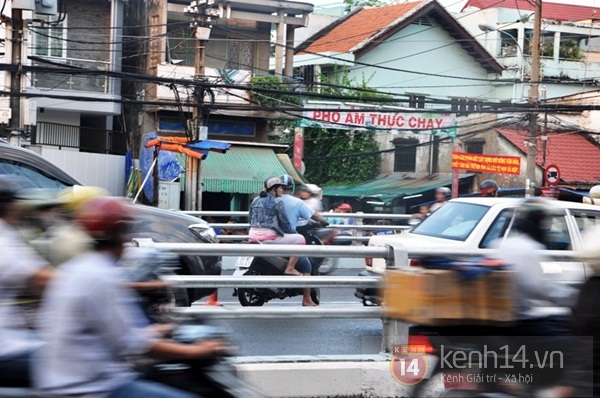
[580, 225, 600, 273]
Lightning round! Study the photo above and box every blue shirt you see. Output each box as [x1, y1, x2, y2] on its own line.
[249, 193, 295, 235]
[280, 194, 315, 230]
[34, 251, 157, 396]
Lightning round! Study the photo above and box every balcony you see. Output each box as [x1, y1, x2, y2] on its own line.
[498, 54, 600, 82]
[32, 122, 127, 155]
[31, 57, 110, 94]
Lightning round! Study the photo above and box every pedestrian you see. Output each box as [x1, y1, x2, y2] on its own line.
[429, 187, 450, 212]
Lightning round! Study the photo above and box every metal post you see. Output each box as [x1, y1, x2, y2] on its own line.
[526, 0, 542, 197]
[9, 9, 23, 138]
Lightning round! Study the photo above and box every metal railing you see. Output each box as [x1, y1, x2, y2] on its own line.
[134, 238, 579, 353]
[33, 122, 127, 155]
[183, 211, 413, 242]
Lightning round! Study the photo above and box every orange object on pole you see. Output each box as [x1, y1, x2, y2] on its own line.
[202, 291, 222, 306]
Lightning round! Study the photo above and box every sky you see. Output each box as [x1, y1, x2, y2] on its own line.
[309, 0, 600, 12]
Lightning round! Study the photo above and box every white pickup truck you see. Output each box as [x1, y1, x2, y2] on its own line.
[355, 197, 600, 305]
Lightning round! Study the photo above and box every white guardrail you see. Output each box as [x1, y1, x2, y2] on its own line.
[133, 238, 577, 353]
[184, 210, 413, 242]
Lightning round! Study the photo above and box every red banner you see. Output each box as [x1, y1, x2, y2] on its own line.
[293, 127, 304, 172]
[452, 152, 521, 175]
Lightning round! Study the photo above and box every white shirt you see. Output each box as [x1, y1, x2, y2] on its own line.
[0, 219, 47, 359]
[491, 234, 578, 319]
[34, 251, 157, 396]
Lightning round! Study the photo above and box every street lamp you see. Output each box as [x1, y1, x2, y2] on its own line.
[478, 23, 524, 103]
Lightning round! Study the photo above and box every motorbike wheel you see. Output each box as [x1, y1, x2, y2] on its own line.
[237, 270, 265, 307]
[310, 288, 320, 305]
[237, 288, 265, 306]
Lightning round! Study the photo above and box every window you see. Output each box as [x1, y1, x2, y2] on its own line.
[393, 139, 418, 172]
[226, 40, 255, 70]
[33, 15, 66, 58]
[167, 28, 195, 66]
[506, 214, 572, 251]
[450, 98, 482, 115]
[408, 94, 426, 109]
[571, 210, 600, 232]
[464, 139, 485, 154]
[480, 208, 516, 248]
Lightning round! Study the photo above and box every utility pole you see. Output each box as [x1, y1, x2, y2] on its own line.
[183, 0, 218, 210]
[526, 0, 542, 197]
[9, 9, 23, 140]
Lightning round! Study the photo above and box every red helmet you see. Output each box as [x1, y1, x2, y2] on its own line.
[75, 197, 134, 242]
[338, 203, 352, 211]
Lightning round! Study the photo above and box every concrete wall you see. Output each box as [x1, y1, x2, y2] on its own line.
[349, 21, 496, 100]
[34, 146, 126, 196]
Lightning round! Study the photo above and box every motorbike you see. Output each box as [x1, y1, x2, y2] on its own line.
[233, 221, 339, 306]
[0, 247, 264, 398]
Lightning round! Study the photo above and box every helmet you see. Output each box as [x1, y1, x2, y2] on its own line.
[338, 203, 352, 212]
[479, 179, 499, 197]
[590, 185, 600, 199]
[512, 198, 549, 244]
[58, 186, 110, 212]
[75, 197, 134, 242]
[579, 225, 600, 270]
[435, 187, 451, 198]
[264, 176, 284, 190]
[279, 175, 294, 191]
[300, 183, 321, 195]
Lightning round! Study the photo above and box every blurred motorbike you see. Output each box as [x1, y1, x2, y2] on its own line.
[233, 221, 338, 306]
[0, 247, 264, 398]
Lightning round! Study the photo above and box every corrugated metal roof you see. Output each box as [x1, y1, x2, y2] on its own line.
[201, 146, 289, 194]
[323, 173, 473, 203]
[277, 154, 308, 184]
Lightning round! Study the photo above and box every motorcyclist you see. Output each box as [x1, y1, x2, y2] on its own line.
[298, 184, 324, 212]
[490, 198, 577, 395]
[479, 179, 500, 197]
[279, 175, 328, 306]
[571, 224, 600, 396]
[429, 187, 450, 212]
[248, 177, 305, 276]
[0, 177, 53, 387]
[34, 196, 231, 397]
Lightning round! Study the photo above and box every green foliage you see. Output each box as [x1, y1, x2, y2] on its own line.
[303, 128, 380, 186]
[248, 75, 301, 108]
[302, 69, 385, 186]
[343, 0, 384, 13]
[541, 39, 584, 61]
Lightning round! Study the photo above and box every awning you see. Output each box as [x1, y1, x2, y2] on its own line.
[201, 146, 289, 194]
[277, 154, 308, 184]
[323, 173, 474, 204]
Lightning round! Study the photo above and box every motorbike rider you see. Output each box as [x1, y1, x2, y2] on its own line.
[571, 224, 600, 397]
[279, 175, 328, 306]
[248, 177, 305, 276]
[0, 177, 53, 387]
[479, 179, 500, 197]
[34, 196, 231, 398]
[490, 198, 578, 395]
[298, 184, 324, 212]
[429, 187, 450, 212]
